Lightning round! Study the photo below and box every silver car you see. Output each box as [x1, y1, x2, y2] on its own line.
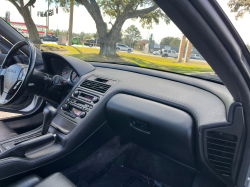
[116, 44, 133, 53]
[153, 50, 161, 55]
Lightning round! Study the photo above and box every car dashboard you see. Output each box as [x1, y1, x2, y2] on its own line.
[0, 54, 244, 186]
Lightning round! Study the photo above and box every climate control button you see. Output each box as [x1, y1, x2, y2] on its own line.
[79, 112, 86, 118]
[73, 91, 79, 97]
[92, 97, 99, 104]
[62, 104, 69, 110]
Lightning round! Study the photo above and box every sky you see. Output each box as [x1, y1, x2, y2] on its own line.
[0, 0, 250, 45]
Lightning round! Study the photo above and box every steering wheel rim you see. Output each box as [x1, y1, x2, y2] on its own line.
[0, 40, 36, 105]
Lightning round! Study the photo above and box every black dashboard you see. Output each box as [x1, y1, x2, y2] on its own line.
[0, 54, 244, 186]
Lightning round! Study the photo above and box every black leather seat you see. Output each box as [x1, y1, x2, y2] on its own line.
[8, 172, 76, 187]
[0, 121, 18, 141]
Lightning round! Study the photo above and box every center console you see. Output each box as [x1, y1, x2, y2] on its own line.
[51, 76, 117, 135]
[0, 75, 116, 166]
[59, 90, 99, 122]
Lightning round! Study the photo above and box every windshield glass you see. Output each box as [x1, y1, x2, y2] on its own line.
[1, 0, 246, 83]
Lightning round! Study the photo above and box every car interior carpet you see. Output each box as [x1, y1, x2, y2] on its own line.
[62, 136, 137, 185]
[62, 136, 196, 187]
[85, 162, 172, 187]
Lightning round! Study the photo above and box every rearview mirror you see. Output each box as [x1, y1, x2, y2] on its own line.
[23, 0, 36, 7]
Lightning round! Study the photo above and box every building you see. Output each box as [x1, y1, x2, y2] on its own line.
[0, 18, 50, 36]
[10, 22, 48, 36]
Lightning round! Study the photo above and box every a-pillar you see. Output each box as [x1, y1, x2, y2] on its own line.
[184, 40, 193, 63]
[177, 35, 186, 62]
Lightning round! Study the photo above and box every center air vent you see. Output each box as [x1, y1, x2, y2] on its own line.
[80, 80, 111, 93]
[206, 131, 238, 177]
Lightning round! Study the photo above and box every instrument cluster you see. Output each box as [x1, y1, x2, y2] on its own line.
[51, 58, 80, 84]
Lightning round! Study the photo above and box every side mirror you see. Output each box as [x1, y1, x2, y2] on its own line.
[23, 0, 36, 7]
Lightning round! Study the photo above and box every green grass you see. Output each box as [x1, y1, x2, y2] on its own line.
[40, 44, 214, 74]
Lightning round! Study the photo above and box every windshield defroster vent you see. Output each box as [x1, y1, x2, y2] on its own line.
[206, 131, 238, 177]
[80, 80, 111, 93]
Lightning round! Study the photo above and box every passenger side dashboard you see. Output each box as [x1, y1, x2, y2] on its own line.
[0, 61, 244, 187]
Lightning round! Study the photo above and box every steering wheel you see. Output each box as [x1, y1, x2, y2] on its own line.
[0, 40, 36, 105]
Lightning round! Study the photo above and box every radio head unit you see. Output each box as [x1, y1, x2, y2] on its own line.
[73, 90, 99, 104]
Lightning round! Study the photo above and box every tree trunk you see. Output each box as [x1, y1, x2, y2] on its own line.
[20, 7, 42, 44]
[98, 18, 125, 57]
[99, 36, 118, 57]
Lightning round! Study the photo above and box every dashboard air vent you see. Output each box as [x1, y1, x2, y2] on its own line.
[80, 80, 111, 93]
[206, 131, 237, 177]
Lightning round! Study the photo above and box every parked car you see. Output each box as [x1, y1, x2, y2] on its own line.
[84, 39, 100, 47]
[190, 54, 201, 59]
[162, 49, 178, 58]
[40, 35, 58, 42]
[116, 44, 133, 53]
[153, 50, 161, 55]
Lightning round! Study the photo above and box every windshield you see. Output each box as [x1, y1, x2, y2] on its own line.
[1, 0, 247, 83]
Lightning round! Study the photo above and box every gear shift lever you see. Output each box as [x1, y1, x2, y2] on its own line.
[41, 105, 57, 135]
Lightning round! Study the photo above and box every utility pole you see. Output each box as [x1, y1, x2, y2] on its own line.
[68, 1, 74, 46]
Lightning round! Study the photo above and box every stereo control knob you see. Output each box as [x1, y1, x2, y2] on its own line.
[73, 91, 79, 97]
[92, 97, 99, 104]
[62, 104, 69, 110]
[79, 112, 86, 118]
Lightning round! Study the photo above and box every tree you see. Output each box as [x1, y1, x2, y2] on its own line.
[83, 33, 95, 40]
[169, 37, 181, 46]
[79, 32, 85, 40]
[7, 0, 42, 44]
[228, 0, 250, 19]
[160, 37, 174, 45]
[52, 30, 80, 39]
[160, 36, 181, 46]
[107, 29, 123, 43]
[122, 35, 132, 47]
[54, 0, 170, 57]
[124, 25, 142, 47]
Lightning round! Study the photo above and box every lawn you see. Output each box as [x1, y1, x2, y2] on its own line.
[40, 44, 214, 74]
